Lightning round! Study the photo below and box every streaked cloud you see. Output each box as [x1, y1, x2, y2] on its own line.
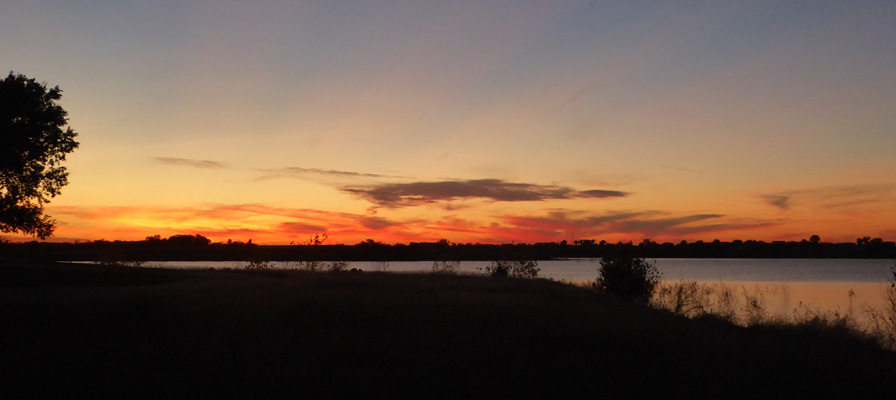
[660, 165, 703, 173]
[357, 216, 398, 230]
[499, 210, 777, 241]
[666, 222, 777, 236]
[763, 195, 790, 210]
[580, 189, 630, 198]
[153, 157, 228, 169]
[257, 167, 401, 181]
[612, 214, 725, 234]
[279, 222, 328, 233]
[762, 184, 895, 211]
[340, 179, 628, 207]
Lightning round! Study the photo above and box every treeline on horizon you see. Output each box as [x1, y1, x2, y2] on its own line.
[3, 234, 895, 262]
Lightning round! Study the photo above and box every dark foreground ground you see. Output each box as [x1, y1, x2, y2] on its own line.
[2, 261, 894, 398]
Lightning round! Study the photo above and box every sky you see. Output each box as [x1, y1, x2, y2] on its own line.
[2, 1, 895, 245]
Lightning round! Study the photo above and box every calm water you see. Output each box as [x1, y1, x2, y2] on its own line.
[151, 258, 895, 283]
[148, 258, 895, 322]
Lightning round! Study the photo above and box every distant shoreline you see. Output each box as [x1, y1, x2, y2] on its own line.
[4, 236, 896, 262]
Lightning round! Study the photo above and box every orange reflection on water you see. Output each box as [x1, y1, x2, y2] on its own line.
[691, 280, 893, 328]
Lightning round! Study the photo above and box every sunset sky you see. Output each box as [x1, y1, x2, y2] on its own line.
[2, 1, 895, 244]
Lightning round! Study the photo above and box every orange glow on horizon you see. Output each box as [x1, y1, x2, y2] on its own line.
[4, 202, 890, 246]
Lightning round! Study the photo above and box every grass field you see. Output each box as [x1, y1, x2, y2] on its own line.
[2, 261, 894, 398]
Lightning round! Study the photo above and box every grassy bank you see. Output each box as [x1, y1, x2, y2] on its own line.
[2, 261, 894, 398]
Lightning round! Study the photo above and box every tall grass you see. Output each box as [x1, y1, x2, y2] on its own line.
[283, 260, 349, 272]
[483, 260, 540, 278]
[652, 281, 770, 325]
[653, 278, 896, 351]
[864, 269, 896, 349]
[432, 260, 461, 274]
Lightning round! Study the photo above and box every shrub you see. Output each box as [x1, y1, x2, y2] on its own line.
[432, 260, 461, 274]
[299, 260, 322, 271]
[291, 233, 330, 271]
[484, 260, 539, 278]
[594, 253, 661, 303]
[97, 260, 146, 268]
[326, 261, 349, 272]
[510, 260, 540, 278]
[290, 260, 348, 272]
[244, 260, 275, 270]
[485, 260, 510, 277]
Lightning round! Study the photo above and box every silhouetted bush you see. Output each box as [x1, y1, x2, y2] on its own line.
[595, 253, 661, 303]
[326, 260, 349, 272]
[485, 260, 509, 277]
[432, 260, 461, 274]
[243, 260, 275, 270]
[485, 260, 539, 278]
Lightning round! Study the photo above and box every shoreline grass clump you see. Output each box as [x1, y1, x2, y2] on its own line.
[243, 259, 275, 270]
[484, 259, 540, 278]
[432, 260, 461, 274]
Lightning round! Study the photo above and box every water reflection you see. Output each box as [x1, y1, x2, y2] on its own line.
[676, 280, 892, 328]
[143, 259, 894, 328]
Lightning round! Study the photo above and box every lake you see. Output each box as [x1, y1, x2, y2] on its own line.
[148, 258, 894, 282]
[147, 258, 895, 325]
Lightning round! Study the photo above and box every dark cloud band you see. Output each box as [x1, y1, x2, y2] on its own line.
[341, 179, 627, 207]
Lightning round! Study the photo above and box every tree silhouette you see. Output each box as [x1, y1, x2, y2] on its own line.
[0, 72, 79, 239]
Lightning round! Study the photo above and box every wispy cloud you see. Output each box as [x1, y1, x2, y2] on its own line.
[340, 179, 628, 207]
[546, 82, 601, 115]
[153, 157, 228, 169]
[498, 210, 777, 241]
[611, 214, 725, 234]
[256, 167, 402, 181]
[763, 195, 790, 210]
[580, 189, 630, 198]
[762, 184, 895, 211]
[666, 222, 777, 236]
[279, 221, 328, 233]
[660, 164, 703, 173]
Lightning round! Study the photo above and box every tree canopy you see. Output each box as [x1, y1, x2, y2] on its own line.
[0, 72, 79, 239]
